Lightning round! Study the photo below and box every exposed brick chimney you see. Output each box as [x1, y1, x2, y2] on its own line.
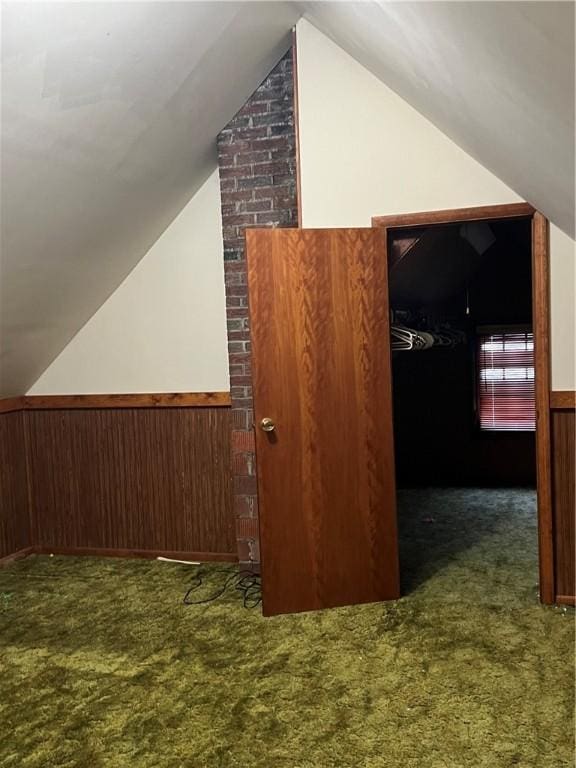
[217, 49, 298, 568]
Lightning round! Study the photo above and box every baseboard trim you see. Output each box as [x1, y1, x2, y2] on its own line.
[34, 546, 238, 562]
[25, 392, 231, 409]
[555, 594, 576, 607]
[0, 397, 25, 414]
[0, 392, 231, 413]
[550, 391, 576, 410]
[0, 546, 35, 566]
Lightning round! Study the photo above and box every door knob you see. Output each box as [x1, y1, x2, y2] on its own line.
[260, 417, 276, 433]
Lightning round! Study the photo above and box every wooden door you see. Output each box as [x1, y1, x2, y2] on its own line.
[246, 228, 399, 616]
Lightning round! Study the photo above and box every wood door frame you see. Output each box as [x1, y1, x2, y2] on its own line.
[372, 202, 555, 604]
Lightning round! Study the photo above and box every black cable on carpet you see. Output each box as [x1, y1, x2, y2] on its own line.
[183, 566, 261, 609]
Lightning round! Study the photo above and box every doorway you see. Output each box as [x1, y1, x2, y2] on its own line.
[373, 204, 553, 604]
[245, 203, 552, 615]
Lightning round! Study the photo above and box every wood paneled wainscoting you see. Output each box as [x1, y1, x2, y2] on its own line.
[1, 389, 574, 602]
[0, 394, 236, 563]
[550, 392, 576, 605]
[0, 409, 31, 560]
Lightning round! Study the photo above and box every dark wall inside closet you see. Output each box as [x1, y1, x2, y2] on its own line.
[390, 219, 536, 487]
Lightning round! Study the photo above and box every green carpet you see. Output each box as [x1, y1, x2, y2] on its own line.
[0, 489, 573, 767]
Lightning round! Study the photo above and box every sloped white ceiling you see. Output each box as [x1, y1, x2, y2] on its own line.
[1, 1, 573, 396]
[300, 0, 575, 236]
[0, 1, 299, 395]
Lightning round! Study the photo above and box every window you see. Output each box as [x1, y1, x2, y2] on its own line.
[477, 330, 535, 431]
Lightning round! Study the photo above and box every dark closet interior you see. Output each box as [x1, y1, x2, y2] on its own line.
[389, 218, 536, 488]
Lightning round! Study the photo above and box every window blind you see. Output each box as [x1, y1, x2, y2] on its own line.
[478, 331, 535, 431]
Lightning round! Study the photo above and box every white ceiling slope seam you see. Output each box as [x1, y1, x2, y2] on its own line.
[0, 1, 299, 396]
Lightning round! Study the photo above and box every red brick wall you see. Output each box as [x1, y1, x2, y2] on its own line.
[217, 49, 298, 567]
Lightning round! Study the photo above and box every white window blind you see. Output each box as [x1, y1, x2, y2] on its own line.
[478, 331, 535, 431]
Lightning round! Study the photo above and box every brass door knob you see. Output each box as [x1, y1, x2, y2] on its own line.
[260, 417, 276, 433]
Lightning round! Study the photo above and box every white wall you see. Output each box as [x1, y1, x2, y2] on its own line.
[28, 170, 229, 394]
[27, 21, 575, 395]
[550, 226, 576, 391]
[2, 2, 299, 396]
[296, 19, 575, 390]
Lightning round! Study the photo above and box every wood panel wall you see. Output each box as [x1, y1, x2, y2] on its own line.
[1, 392, 573, 602]
[0, 411, 30, 559]
[551, 405, 575, 604]
[25, 407, 235, 559]
[1, 400, 235, 563]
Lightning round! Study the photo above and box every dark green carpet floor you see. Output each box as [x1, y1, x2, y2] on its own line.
[0, 489, 573, 767]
